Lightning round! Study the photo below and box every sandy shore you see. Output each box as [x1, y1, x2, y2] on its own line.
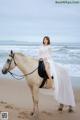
[0, 77, 80, 120]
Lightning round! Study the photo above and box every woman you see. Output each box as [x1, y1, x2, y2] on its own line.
[38, 36, 53, 88]
[38, 36, 75, 112]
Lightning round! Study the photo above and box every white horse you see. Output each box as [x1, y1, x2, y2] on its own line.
[2, 50, 46, 120]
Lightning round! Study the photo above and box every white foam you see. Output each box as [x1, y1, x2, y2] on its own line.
[62, 64, 80, 77]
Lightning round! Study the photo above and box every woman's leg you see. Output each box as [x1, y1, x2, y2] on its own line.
[44, 61, 53, 88]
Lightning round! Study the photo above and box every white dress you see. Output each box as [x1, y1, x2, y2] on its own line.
[38, 45, 75, 107]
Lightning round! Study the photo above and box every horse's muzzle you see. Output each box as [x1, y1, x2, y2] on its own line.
[2, 69, 8, 74]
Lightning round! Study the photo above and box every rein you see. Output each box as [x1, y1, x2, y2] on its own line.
[8, 67, 38, 80]
[8, 54, 38, 80]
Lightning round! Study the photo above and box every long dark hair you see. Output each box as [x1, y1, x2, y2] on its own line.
[43, 36, 50, 45]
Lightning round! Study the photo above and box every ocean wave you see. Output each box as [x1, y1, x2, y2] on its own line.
[0, 44, 80, 77]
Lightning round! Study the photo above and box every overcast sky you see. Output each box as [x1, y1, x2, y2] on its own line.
[0, 0, 80, 43]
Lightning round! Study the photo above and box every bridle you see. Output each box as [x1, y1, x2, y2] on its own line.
[7, 53, 38, 80]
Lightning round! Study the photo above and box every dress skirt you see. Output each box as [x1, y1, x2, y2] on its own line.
[47, 58, 75, 107]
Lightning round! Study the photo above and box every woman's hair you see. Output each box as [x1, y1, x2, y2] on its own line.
[43, 36, 50, 45]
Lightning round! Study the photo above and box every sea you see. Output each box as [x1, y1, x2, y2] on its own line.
[0, 41, 80, 87]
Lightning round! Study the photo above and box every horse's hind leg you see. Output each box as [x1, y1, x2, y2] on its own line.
[33, 85, 39, 120]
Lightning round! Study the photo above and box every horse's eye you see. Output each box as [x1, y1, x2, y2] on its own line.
[7, 59, 11, 63]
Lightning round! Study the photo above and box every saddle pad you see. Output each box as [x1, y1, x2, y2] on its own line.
[38, 59, 48, 88]
[38, 59, 48, 78]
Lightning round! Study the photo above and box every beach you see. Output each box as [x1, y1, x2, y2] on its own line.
[0, 42, 80, 120]
[0, 77, 80, 120]
[0, 0, 80, 119]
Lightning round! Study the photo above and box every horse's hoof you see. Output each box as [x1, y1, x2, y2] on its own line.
[30, 112, 34, 116]
[58, 104, 64, 112]
[68, 108, 74, 113]
[58, 107, 63, 111]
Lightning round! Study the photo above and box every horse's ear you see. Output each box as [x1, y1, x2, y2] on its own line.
[10, 50, 14, 57]
[11, 50, 13, 55]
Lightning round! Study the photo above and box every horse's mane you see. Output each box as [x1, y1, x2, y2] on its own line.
[15, 52, 38, 65]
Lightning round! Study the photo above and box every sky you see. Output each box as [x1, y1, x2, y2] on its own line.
[0, 0, 80, 43]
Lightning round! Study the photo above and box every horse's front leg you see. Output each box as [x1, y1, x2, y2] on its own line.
[33, 85, 39, 120]
[29, 86, 35, 116]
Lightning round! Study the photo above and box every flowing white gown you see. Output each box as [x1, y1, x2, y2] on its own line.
[38, 45, 75, 107]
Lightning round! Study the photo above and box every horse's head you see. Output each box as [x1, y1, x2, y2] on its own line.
[2, 50, 17, 74]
